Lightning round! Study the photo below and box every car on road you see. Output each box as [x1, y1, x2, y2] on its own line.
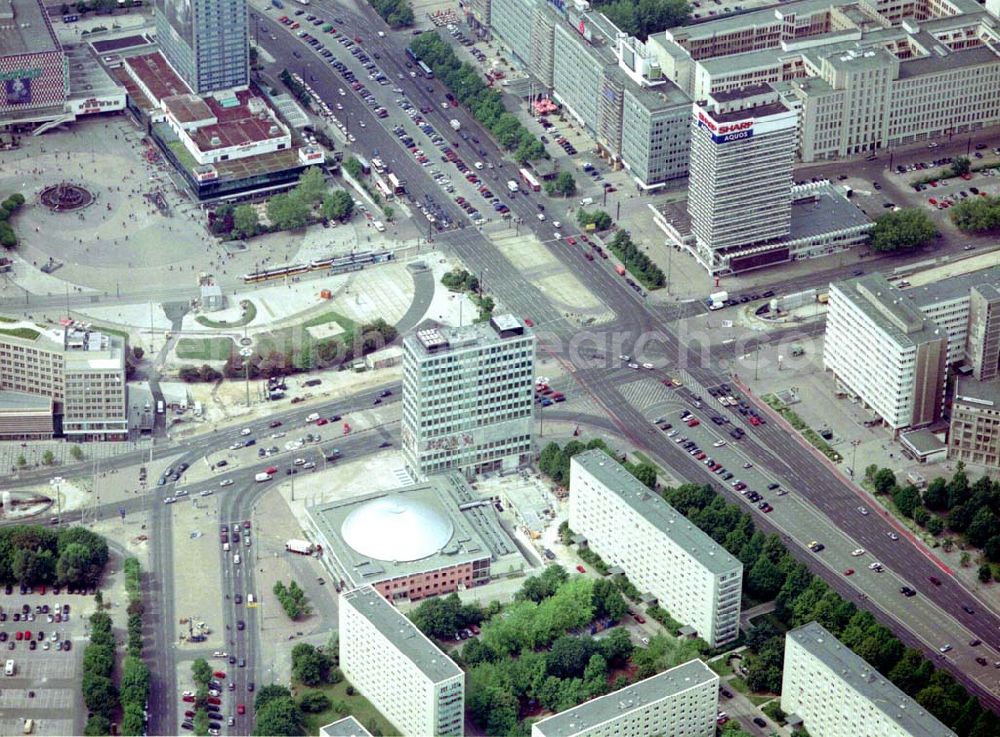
[633, 614, 645, 624]
[237, 620, 245, 631]
[857, 506, 869, 515]
[887, 532, 899, 541]
[970, 638, 982, 646]
[220, 479, 234, 487]
[575, 565, 586, 573]
[976, 657, 988, 666]
[269, 421, 282, 428]
[851, 548, 865, 556]
[939, 644, 952, 653]
[237, 705, 246, 715]
[928, 576, 941, 586]
[753, 718, 767, 728]
[962, 605, 975, 615]
[844, 568, 854, 576]
[900, 586, 916, 597]
[807, 541, 824, 552]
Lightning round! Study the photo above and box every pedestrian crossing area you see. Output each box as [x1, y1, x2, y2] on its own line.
[616, 376, 678, 415]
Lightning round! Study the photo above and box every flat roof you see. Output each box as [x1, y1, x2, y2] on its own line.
[899, 428, 947, 456]
[573, 450, 742, 575]
[0, 0, 59, 56]
[706, 99, 790, 123]
[319, 716, 372, 737]
[831, 274, 944, 349]
[0, 390, 52, 412]
[788, 622, 957, 737]
[955, 377, 1000, 408]
[786, 186, 872, 241]
[308, 474, 515, 588]
[533, 659, 717, 737]
[65, 43, 123, 100]
[898, 44, 1000, 80]
[162, 93, 215, 125]
[341, 585, 462, 683]
[405, 315, 531, 357]
[907, 265, 1000, 308]
[184, 89, 288, 152]
[124, 52, 191, 102]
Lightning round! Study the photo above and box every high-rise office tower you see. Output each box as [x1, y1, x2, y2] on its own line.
[155, 0, 249, 94]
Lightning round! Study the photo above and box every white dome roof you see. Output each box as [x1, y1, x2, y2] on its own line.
[341, 496, 454, 562]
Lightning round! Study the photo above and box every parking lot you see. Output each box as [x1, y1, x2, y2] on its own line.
[0, 587, 88, 736]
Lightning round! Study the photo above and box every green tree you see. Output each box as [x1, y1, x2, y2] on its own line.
[299, 690, 331, 712]
[82, 673, 119, 718]
[16, 454, 26, 467]
[291, 643, 332, 686]
[951, 156, 971, 177]
[322, 189, 354, 222]
[266, 193, 311, 230]
[120, 655, 150, 707]
[233, 204, 259, 238]
[546, 635, 596, 679]
[893, 485, 921, 518]
[294, 166, 328, 205]
[13, 548, 54, 584]
[546, 171, 577, 197]
[631, 462, 657, 489]
[252, 695, 305, 736]
[926, 516, 945, 536]
[121, 702, 145, 736]
[191, 657, 213, 687]
[69, 445, 84, 461]
[871, 467, 897, 494]
[254, 684, 293, 711]
[870, 208, 937, 252]
[84, 715, 112, 736]
[748, 554, 785, 599]
[41, 450, 55, 466]
[950, 194, 1000, 234]
[978, 564, 993, 583]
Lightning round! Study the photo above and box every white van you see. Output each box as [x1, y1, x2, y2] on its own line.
[306, 412, 320, 422]
[373, 220, 386, 232]
[247, 594, 255, 604]
[233, 554, 241, 565]
[5, 659, 14, 676]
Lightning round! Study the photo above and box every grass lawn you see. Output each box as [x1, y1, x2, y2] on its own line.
[631, 451, 666, 479]
[296, 679, 398, 736]
[708, 656, 733, 677]
[196, 300, 258, 329]
[302, 310, 355, 331]
[176, 337, 234, 361]
[0, 315, 15, 323]
[728, 676, 776, 706]
[0, 327, 39, 340]
[254, 310, 357, 371]
[167, 138, 199, 171]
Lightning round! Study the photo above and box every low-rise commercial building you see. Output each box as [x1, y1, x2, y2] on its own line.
[824, 275, 948, 432]
[782, 621, 957, 737]
[0, 321, 127, 440]
[949, 378, 1000, 469]
[401, 315, 535, 480]
[339, 586, 464, 737]
[651, 0, 1000, 162]
[319, 716, 372, 737]
[570, 450, 742, 647]
[531, 659, 719, 737]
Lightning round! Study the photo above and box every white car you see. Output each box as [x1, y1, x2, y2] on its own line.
[713, 441, 726, 448]
[271, 432, 286, 439]
[219, 479, 234, 487]
[174, 489, 188, 497]
[642, 363, 654, 370]
[240, 428, 252, 436]
[868, 561, 883, 571]
[200, 489, 214, 497]
[164, 498, 176, 505]
[293, 458, 306, 466]
[619, 355, 630, 361]
[851, 548, 865, 556]
[627, 363, 639, 370]
[338, 88, 346, 96]
[537, 212, 545, 221]
[474, 161, 483, 169]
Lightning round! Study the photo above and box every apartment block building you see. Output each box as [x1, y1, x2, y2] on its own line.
[688, 85, 798, 272]
[570, 450, 742, 647]
[783, 622, 957, 737]
[488, 0, 692, 188]
[154, 0, 249, 95]
[825, 275, 948, 432]
[651, 0, 1000, 162]
[0, 321, 127, 440]
[319, 716, 372, 737]
[339, 586, 464, 737]
[949, 378, 1000, 469]
[531, 660, 719, 737]
[401, 315, 535, 480]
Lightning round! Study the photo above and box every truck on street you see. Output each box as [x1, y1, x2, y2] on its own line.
[254, 472, 272, 482]
[707, 290, 728, 310]
[285, 539, 315, 555]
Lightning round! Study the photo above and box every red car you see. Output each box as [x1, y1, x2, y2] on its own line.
[566, 236, 576, 246]
[184, 711, 195, 718]
[844, 568, 855, 576]
[207, 697, 221, 706]
[182, 695, 196, 703]
[264, 466, 278, 476]
[316, 418, 329, 426]
[575, 565, 586, 573]
[22, 631, 30, 640]
[686, 418, 700, 427]
[237, 704, 246, 715]
[634, 614, 646, 624]
[15, 631, 22, 641]
[929, 576, 942, 586]
[524, 318, 534, 327]
[213, 671, 226, 679]
[269, 420, 282, 428]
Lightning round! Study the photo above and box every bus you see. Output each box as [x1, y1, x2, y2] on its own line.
[519, 168, 540, 192]
[374, 179, 393, 200]
[405, 47, 419, 63]
[417, 60, 433, 78]
[354, 156, 371, 175]
[387, 172, 405, 195]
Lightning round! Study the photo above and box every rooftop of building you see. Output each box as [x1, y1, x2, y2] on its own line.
[899, 427, 947, 457]
[898, 43, 1000, 79]
[788, 622, 958, 737]
[65, 42, 123, 101]
[624, 75, 691, 112]
[532, 659, 717, 737]
[831, 273, 945, 348]
[308, 473, 517, 588]
[664, 0, 833, 41]
[124, 51, 191, 102]
[168, 89, 290, 153]
[954, 377, 1000, 408]
[700, 98, 791, 123]
[319, 716, 372, 737]
[784, 184, 872, 242]
[0, 390, 52, 413]
[341, 585, 463, 683]
[406, 314, 531, 356]
[573, 450, 742, 575]
[0, 0, 59, 56]
[906, 265, 1000, 308]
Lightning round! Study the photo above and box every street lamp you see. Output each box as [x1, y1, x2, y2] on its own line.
[49, 477, 63, 527]
[849, 439, 862, 479]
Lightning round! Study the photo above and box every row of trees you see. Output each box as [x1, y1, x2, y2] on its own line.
[82, 611, 119, 735]
[220, 317, 398, 376]
[591, 0, 690, 40]
[576, 209, 612, 231]
[544, 172, 577, 198]
[410, 34, 546, 164]
[274, 580, 311, 620]
[0, 193, 25, 249]
[279, 69, 313, 110]
[870, 208, 937, 253]
[439, 268, 494, 321]
[291, 642, 339, 687]
[865, 463, 1000, 571]
[0, 525, 109, 588]
[120, 559, 150, 736]
[208, 169, 353, 239]
[191, 658, 214, 736]
[607, 230, 666, 289]
[369, 0, 413, 27]
[949, 193, 1000, 234]
[178, 364, 223, 383]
